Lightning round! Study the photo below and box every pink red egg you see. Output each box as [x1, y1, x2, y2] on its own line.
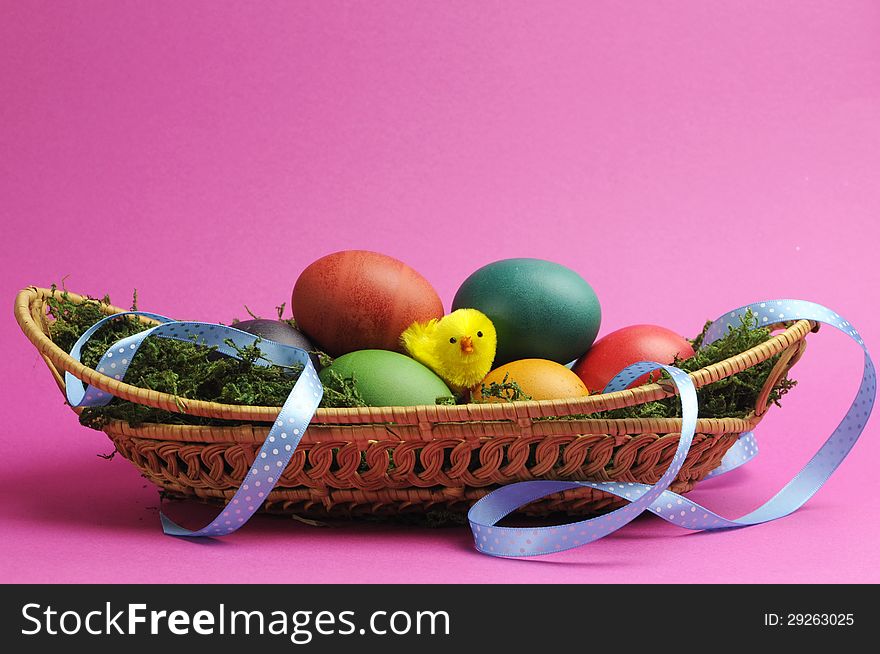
[573, 324, 695, 392]
[292, 250, 444, 357]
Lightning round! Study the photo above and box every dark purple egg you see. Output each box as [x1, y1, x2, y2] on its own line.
[233, 319, 322, 369]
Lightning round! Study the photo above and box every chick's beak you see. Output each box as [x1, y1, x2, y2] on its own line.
[459, 336, 474, 354]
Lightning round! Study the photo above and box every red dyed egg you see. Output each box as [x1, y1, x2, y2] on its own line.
[292, 250, 444, 357]
[572, 324, 695, 392]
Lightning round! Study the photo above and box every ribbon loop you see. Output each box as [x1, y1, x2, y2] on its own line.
[468, 362, 699, 557]
[467, 299, 875, 557]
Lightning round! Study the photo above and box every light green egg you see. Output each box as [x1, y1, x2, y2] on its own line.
[319, 349, 453, 407]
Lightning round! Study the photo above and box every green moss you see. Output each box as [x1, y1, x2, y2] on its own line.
[479, 373, 533, 402]
[45, 286, 362, 430]
[560, 310, 796, 420]
[320, 370, 367, 409]
[465, 310, 795, 420]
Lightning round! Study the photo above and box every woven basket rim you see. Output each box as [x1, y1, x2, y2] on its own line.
[15, 285, 816, 427]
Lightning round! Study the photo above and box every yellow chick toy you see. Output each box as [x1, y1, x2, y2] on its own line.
[400, 308, 497, 393]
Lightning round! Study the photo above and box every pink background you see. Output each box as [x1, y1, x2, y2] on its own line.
[2, 1, 879, 583]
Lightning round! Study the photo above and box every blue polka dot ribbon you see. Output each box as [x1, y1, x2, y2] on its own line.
[468, 299, 875, 557]
[64, 312, 323, 537]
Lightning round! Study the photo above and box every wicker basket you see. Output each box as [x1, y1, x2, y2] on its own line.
[15, 286, 815, 518]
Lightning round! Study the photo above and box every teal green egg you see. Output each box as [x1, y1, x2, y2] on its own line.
[318, 350, 453, 407]
[452, 258, 601, 366]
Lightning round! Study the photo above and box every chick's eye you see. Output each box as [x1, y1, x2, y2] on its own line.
[449, 337, 457, 344]
[477, 331, 483, 338]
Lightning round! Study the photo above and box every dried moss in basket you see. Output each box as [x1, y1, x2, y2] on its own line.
[556, 311, 797, 420]
[482, 311, 796, 420]
[479, 373, 532, 402]
[45, 287, 365, 430]
[45, 286, 794, 429]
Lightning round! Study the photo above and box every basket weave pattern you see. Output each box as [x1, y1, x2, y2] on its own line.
[15, 287, 813, 517]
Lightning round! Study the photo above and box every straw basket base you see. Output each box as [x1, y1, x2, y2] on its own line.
[106, 424, 740, 518]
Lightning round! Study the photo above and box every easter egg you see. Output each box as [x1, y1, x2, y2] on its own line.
[319, 349, 452, 407]
[292, 250, 444, 357]
[452, 258, 601, 366]
[475, 359, 589, 403]
[233, 319, 321, 369]
[572, 324, 695, 392]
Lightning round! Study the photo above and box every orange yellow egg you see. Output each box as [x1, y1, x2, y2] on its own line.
[475, 359, 590, 403]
